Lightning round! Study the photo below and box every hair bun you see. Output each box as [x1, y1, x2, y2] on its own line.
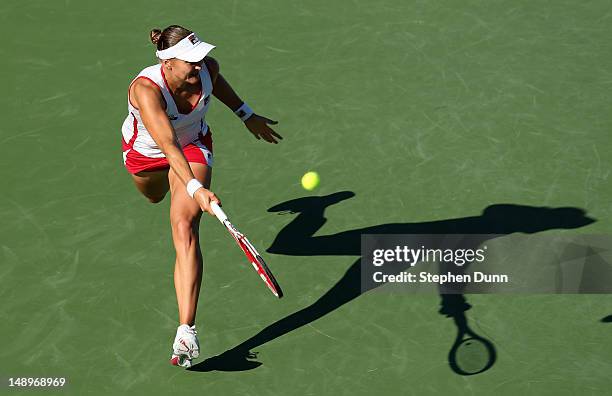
[150, 29, 162, 46]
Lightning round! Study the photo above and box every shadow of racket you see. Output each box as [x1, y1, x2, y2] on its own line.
[448, 310, 496, 376]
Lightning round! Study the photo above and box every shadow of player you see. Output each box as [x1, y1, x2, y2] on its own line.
[190, 191, 595, 373]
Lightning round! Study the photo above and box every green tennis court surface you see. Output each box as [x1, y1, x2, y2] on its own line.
[2, 0, 612, 394]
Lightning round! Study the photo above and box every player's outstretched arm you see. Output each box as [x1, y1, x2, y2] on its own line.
[206, 57, 283, 144]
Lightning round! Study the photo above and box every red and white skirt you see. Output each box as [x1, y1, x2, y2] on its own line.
[122, 130, 213, 175]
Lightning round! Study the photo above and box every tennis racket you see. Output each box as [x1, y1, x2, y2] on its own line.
[448, 313, 496, 376]
[210, 201, 283, 298]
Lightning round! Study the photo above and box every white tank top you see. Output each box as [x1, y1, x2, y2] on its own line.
[121, 63, 213, 158]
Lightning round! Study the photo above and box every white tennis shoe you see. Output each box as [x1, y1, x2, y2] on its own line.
[170, 324, 200, 368]
[170, 353, 193, 368]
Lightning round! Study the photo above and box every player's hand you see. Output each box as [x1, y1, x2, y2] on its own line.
[245, 114, 283, 144]
[194, 188, 221, 216]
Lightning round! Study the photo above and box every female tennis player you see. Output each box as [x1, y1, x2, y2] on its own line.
[120, 25, 282, 368]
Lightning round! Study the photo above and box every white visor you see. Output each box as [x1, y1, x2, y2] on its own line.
[155, 33, 215, 62]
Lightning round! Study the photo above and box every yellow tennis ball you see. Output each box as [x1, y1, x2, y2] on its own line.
[301, 171, 320, 191]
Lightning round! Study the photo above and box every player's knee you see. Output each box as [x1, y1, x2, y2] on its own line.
[171, 218, 198, 240]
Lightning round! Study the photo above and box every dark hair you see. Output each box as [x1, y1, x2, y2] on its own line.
[149, 25, 192, 50]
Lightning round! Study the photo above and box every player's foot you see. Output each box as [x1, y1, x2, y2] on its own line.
[170, 324, 199, 368]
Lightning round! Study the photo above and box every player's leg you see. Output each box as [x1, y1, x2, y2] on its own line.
[167, 162, 211, 366]
[130, 169, 170, 203]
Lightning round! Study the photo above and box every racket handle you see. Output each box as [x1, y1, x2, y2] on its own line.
[210, 201, 228, 223]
